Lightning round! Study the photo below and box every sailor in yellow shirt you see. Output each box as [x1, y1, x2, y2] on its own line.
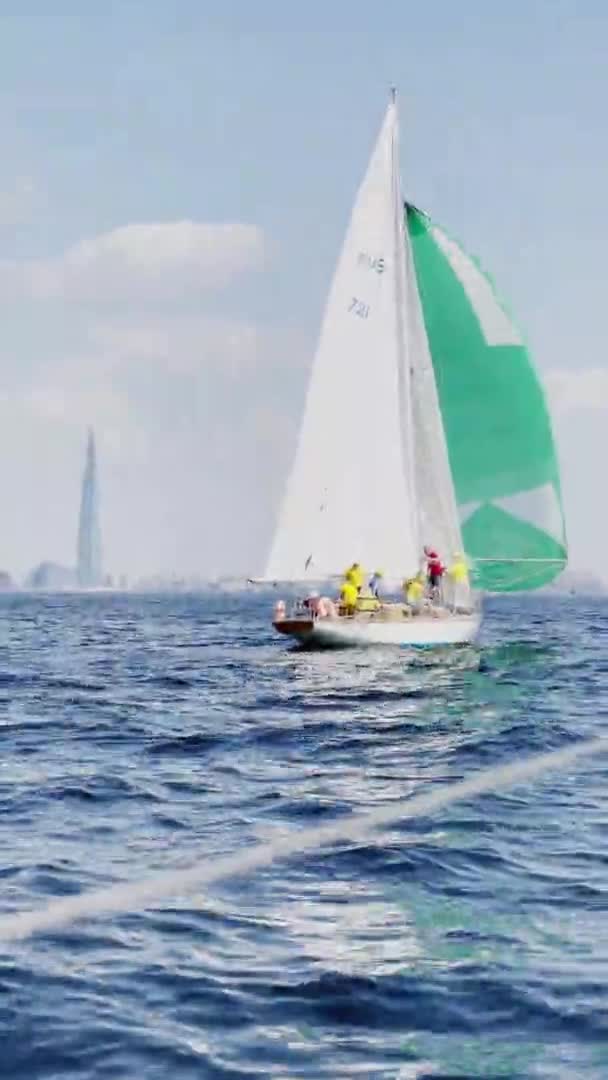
[447, 552, 469, 609]
[339, 579, 358, 615]
[449, 552, 468, 583]
[344, 562, 364, 592]
[403, 574, 424, 608]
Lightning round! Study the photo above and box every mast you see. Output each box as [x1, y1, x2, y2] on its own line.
[390, 87, 420, 562]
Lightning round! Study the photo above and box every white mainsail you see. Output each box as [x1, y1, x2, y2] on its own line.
[266, 97, 420, 583]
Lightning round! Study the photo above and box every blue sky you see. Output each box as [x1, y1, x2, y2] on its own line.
[0, 2, 605, 579]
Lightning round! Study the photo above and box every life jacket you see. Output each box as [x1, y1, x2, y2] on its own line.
[340, 581, 357, 607]
[405, 578, 424, 604]
[450, 560, 468, 584]
[350, 565, 364, 589]
[427, 551, 444, 577]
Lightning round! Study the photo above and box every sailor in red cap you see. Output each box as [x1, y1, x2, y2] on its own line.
[424, 545, 445, 598]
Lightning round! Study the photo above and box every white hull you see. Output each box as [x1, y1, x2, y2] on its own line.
[274, 611, 480, 649]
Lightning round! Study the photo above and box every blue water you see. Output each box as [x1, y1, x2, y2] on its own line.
[0, 591, 606, 1079]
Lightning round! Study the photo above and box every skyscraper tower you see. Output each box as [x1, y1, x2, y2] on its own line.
[77, 428, 102, 588]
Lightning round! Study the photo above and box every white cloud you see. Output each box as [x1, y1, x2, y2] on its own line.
[0, 220, 265, 304]
[85, 314, 260, 376]
[21, 378, 140, 453]
[6, 310, 267, 462]
[546, 367, 608, 415]
[543, 367, 608, 578]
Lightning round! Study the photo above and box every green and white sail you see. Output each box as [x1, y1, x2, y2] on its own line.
[406, 205, 567, 591]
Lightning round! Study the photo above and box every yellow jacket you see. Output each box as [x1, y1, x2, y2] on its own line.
[340, 581, 358, 608]
[344, 564, 364, 590]
[449, 558, 468, 584]
[404, 578, 424, 604]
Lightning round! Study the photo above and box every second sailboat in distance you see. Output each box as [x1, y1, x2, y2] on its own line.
[268, 90, 566, 648]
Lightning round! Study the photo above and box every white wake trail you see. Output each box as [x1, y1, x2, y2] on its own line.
[0, 734, 605, 943]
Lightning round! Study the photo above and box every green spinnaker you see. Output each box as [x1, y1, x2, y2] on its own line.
[406, 205, 566, 592]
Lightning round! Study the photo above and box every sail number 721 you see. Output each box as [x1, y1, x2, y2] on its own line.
[348, 297, 369, 319]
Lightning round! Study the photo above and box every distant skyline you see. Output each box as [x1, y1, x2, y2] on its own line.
[0, 3, 605, 579]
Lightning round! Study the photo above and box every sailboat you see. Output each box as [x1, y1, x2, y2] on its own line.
[268, 90, 566, 648]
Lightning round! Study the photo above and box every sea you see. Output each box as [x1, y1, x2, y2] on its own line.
[0, 589, 606, 1079]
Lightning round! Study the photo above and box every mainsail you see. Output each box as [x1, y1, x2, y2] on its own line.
[406, 205, 567, 591]
[266, 98, 420, 582]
